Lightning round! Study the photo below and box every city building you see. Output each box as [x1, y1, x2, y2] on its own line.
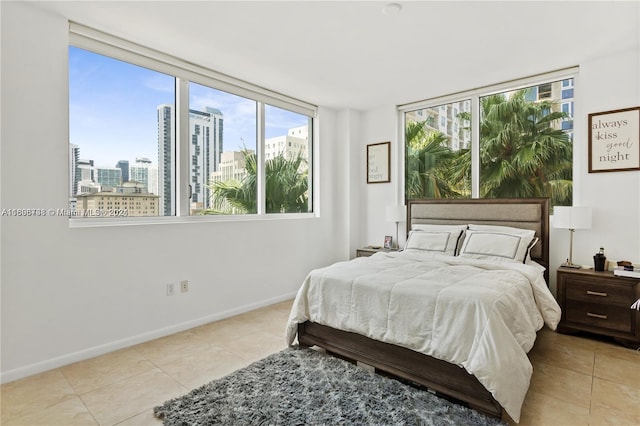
[158, 105, 223, 214]
[157, 104, 175, 216]
[75, 182, 159, 217]
[405, 101, 471, 151]
[188, 107, 223, 212]
[95, 167, 122, 187]
[115, 160, 129, 183]
[265, 125, 309, 161]
[130, 157, 158, 195]
[69, 143, 79, 195]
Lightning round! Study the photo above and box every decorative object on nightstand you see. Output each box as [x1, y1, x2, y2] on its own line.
[593, 247, 606, 271]
[552, 206, 592, 268]
[385, 204, 406, 249]
[556, 268, 640, 346]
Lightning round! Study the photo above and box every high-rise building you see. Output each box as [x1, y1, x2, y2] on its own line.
[115, 160, 130, 183]
[189, 107, 223, 212]
[157, 104, 175, 216]
[95, 167, 122, 188]
[77, 159, 94, 183]
[130, 157, 159, 195]
[158, 104, 223, 214]
[69, 144, 80, 195]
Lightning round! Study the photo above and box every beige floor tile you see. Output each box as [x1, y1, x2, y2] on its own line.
[1, 369, 76, 423]
[79, 369, 186, 426]
[190, 315, 265, 344]
[594, 342, 640, 364]
[61, 347, 156, 394]
[512, 389, 590, 426]
[2, 397, 98, 426]
[529, 335, 595, 376]
[590, 377, 640, 425]
[536, 329, 613, 353]
[529, 361, 593, 408]
[115, 409, 163, 426]
[132, 330, 216, 367]
[216, 329, 288, 364]
[158, 346, 250, 389]
[269, 299, 294, 313]
[594, 352, 640, 388]
[6, 300, 638, 426]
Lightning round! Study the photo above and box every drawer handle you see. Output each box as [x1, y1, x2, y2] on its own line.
[586, 290, 607, 297]
[587, 312, 608, 320]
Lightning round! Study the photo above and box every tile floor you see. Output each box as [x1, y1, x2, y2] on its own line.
[1, 299, 639, 426]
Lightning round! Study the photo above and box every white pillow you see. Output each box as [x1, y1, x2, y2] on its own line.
[467, 224, 536, 240]
[405, 225, 467, 256]
[459, 229, 535, 263]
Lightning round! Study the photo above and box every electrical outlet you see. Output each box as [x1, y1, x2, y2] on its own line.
[180, 280, 189, 293]
[166, 283, 176, 296]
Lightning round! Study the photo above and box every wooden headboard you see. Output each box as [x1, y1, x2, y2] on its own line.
[407, 198, 550, 280]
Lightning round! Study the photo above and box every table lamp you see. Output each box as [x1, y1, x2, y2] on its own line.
[553, 206, 592, 268]
[385, 205, 406, 249]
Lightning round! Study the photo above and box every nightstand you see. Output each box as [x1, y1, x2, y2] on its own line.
[356, 247, 398, 257]
[556, 268, 640, 346]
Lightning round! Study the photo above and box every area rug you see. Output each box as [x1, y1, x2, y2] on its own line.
[154, 346, 505, 425]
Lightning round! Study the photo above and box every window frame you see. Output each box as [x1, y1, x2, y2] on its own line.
[68, 22, 317, 227]
[398, 67, 578, 202]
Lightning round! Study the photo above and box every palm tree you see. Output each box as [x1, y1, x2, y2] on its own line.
[207, 150, 309, 214]
[476, 90, 573, 205]
[405, 120, 465, 199]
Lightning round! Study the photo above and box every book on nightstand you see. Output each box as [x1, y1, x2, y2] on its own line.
[613, 267, 640, 279]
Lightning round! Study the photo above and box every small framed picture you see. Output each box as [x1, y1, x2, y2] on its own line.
[383, 235, 392, 249]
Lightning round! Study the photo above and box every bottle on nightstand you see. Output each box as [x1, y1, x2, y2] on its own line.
[593, 247, 606, 271]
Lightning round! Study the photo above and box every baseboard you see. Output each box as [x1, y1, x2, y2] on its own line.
[1, 291, 297, 384]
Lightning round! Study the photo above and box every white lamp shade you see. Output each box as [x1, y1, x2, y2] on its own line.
[385, 205, 406, 223]
[553, 206, 592, 229]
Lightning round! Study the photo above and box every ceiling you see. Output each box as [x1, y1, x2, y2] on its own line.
[32, 1, 639, 110]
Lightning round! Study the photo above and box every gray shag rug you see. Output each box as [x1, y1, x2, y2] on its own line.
[154, 346, 506, 425]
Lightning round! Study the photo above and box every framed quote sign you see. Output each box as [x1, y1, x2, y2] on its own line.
[588, 106, 640, 173]
[367, 141, 390, 183]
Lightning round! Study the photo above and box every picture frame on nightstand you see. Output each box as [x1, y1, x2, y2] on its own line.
[383, 235, 392, 249]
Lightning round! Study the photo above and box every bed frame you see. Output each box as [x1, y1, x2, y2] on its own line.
[297, 198, 549, 419]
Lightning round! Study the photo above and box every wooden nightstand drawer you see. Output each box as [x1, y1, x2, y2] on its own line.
[564, 280, 633, 308]
[556, 268, 640, 345]
[565, 302, 632, 333]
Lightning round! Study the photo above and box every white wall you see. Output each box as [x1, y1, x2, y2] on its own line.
[356, 44, 640, 294]
[0, 2, 347, 382]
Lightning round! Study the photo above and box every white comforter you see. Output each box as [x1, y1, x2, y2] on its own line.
[285, 251, 561, 423]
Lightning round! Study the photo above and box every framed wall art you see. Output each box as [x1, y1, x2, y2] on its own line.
[367, 141, 390, 183]
[588, 106, 640, 173]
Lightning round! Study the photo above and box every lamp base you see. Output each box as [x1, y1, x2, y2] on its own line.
[560, 262, 582, 269]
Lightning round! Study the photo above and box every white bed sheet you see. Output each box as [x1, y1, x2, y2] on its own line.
[285, 251, 561, 423]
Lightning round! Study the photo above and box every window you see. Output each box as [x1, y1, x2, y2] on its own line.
[405, 100, 471, 199]
[264, 105, 312, 213]
[402, 69, 576, 208]
[68, 24, 316, 221]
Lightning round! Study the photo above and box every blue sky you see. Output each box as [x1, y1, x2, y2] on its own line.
[69, 47, 308, 167]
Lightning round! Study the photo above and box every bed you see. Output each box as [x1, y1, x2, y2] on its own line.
[285, 198, 561, 423]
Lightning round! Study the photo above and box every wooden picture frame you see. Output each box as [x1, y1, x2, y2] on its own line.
[367, 142, 390, 183]
[588, 106, 640, 173]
